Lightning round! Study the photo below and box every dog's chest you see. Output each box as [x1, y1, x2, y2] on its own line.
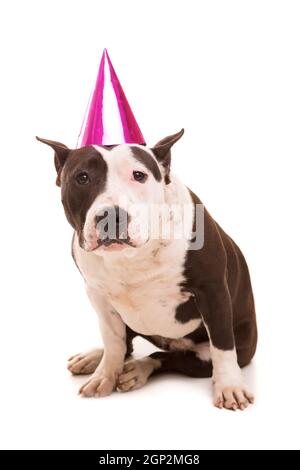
[103, 268, 199, 338]
[76, 242, 201, 338]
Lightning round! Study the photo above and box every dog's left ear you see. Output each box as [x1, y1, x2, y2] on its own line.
[151, 129, 184, 184]
[36, 137, 71, 186]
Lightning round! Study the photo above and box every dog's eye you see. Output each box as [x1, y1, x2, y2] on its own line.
[76, 171, 90, 185]
[133, 171, 147, 183]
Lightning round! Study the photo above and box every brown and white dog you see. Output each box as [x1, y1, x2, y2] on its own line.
[37, 129, 257, 411]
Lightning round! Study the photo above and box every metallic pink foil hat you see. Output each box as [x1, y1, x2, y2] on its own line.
[77, 49, 145, 147]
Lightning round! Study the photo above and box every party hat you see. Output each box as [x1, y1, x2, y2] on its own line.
[77, 49, 145, 147]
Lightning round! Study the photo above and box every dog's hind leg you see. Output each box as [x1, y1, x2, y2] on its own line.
[116, 350, 212, 393]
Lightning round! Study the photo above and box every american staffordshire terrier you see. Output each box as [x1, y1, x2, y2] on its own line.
[37, 129, 257, 410]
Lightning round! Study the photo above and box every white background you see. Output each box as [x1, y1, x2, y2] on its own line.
[0, 0, 299, 450]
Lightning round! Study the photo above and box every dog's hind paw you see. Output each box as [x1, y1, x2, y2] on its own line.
[67, 348, 104, 375]
[116, 357, 159, 393]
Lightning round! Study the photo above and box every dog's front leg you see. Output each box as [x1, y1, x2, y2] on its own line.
[196, 283, 254, 411]
[79, 286, 127, 398]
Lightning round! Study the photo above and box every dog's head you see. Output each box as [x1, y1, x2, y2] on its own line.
[37, 130, 184, 252]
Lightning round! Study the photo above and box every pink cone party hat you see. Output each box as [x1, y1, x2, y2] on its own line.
[77, 49, 145, 147]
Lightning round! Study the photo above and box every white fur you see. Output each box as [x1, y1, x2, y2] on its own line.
[68, 348, 103, 375]
[73, 171, 201, 338]
[78, 289, 127, 397]
[210, 346, 243, 386]
[208, 344, 254, 409]
[117, 357, 161, 392]
[195, 341, 211, 361]
[74, 238, 201, 338]
[83, 145, 165, 250]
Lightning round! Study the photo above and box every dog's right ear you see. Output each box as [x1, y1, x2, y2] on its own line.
[36, 137, 70, 186]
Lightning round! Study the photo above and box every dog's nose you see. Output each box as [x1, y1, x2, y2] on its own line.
[95, 206, 129, 243]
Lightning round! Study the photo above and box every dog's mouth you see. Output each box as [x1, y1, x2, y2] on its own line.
[90, 206, 136, 251]
[82, 231, 136, 253]
[94, 236, 135, 251]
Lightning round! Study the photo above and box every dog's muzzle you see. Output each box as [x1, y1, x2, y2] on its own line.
[94, 206, 132, 248]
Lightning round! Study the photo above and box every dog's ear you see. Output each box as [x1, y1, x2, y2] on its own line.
[36, 137, 70, 186]
[151, 129, 184, 184]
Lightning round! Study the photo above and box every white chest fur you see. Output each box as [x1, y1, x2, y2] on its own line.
[73, 237, 201, 338]
[72, 177, 201, 338]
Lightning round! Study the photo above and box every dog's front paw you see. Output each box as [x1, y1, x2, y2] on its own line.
[213, 384, 254, 411]
[79, 373, 115, 397]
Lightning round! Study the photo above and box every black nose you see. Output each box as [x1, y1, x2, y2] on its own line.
[95, 206, 129, 244]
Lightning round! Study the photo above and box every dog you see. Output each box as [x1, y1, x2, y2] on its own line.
[37, 129, 257, 411]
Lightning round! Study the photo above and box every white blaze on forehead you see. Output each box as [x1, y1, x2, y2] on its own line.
[94, 144, 159, 171]
[93, 144, 143, 172]
[94, 144, 133, 165]
[92, 144, 163, 198]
